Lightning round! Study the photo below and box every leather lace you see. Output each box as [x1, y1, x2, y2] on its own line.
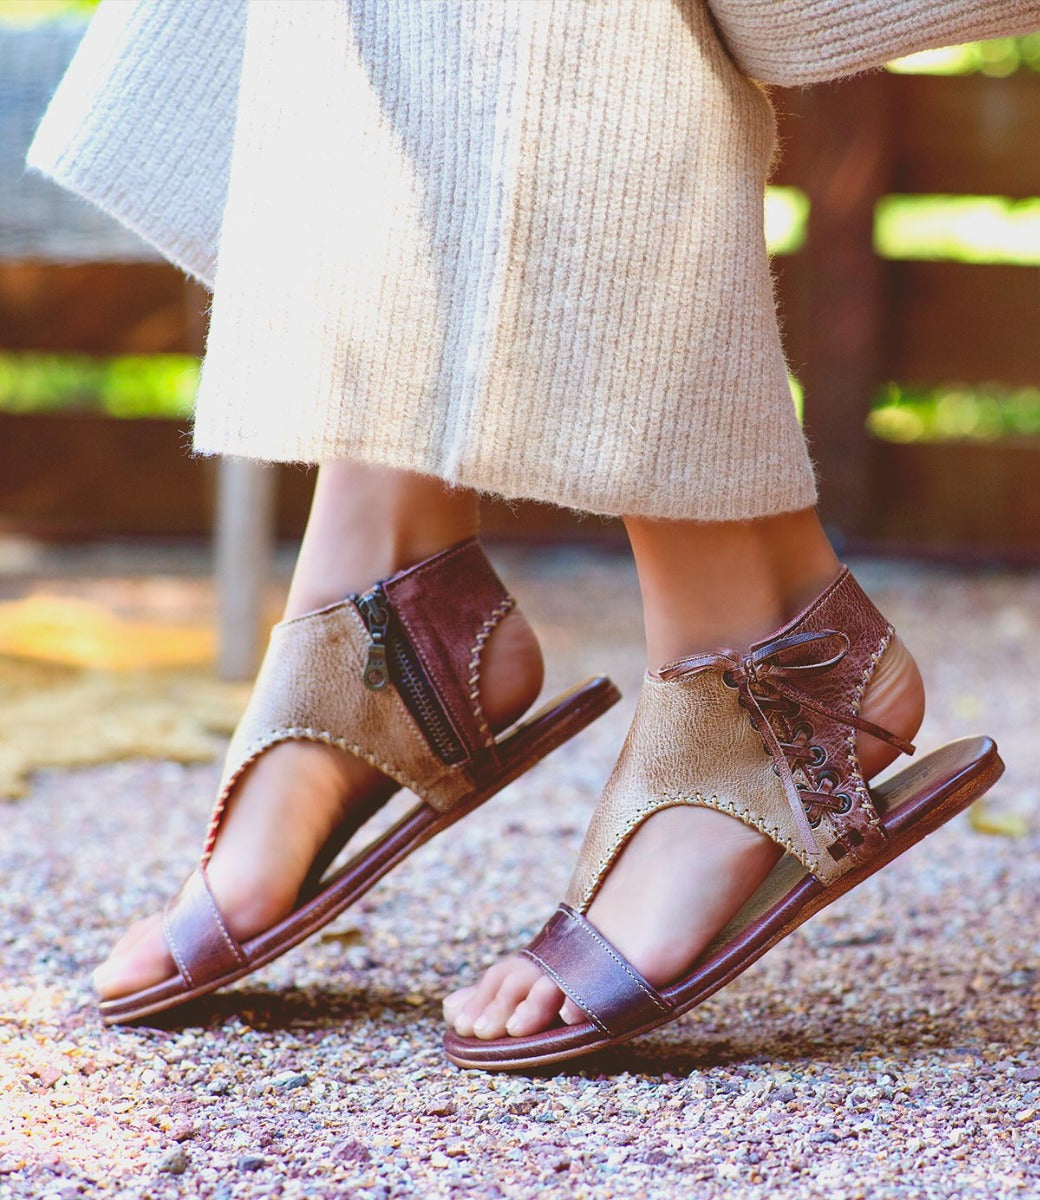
[659, 630, 915, 862]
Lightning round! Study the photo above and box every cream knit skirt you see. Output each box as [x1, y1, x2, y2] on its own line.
[27, 0, 1040, 521]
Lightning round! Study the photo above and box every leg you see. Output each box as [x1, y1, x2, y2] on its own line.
[444, 506, 924, 1038]
[94, 462, 545, 999]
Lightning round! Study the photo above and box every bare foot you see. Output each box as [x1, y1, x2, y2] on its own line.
[443, 637, 924, 1039]
[93, 607, 543, 1000]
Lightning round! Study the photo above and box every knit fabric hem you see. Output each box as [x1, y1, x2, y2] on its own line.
[189, 435, 819, 524]
[708, 0, 1040, 87]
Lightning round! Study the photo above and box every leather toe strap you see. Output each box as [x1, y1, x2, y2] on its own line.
[161, 868, 247, 989]
[521, 904, 672, 1038]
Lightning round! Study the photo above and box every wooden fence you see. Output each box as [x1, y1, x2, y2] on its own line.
[771, 70, 1040, 557]
[2, 67, 1039, 555]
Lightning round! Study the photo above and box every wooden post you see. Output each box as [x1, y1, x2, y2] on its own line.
[783, 74, 892, 539]
[182, 278, 279, 682]
[214, 457, 277, 681]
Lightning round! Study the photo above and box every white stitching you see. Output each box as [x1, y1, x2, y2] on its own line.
[162, 909, 194, 989]
[578, 791, 807, 910]
[564, 912, 669, 1013]
[468, 597, 515, 749]
[519, 948, 607, 1034]
[198, 872, 245, 964]
[201, 726, 453, 867]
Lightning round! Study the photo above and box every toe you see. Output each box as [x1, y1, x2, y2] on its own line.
[104, 914, 157, 961]
[442, 984, 476, 1024]
[93, 915, 175, 1000]
[504, 974, 568, 1037]
[471, 970, 538, 1040]
[450, 960, 514, 1037]
[560, 997, 586, 1025]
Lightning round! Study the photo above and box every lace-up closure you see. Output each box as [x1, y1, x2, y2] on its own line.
[661, 626, 916, 865]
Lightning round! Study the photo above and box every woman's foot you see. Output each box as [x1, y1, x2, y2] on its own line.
[444, 509, 925, 1040]
[443, 637, 923, 1038]
[94, 464, 544, 1001]
[93, 607, 542, 1001]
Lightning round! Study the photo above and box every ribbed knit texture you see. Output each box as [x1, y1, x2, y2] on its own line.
[180, 0, 814, 521]
[26, 0, 243, 284]
[708, 0, 1040, 86]
[41, 0, 1040, 518]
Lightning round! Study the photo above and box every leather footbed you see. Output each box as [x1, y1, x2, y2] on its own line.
[443, 735, 1003, 1069]
[99, 675, 620, 1025]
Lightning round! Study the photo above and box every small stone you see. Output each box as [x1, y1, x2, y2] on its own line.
[429, 1152, 452, 1169]
[158, 1146, 188, 1175]
[237, 1155, 267, 1172]
[206, 1079, 231, 1096]
[1015, 1109, 1037, 1123]
[1015, 1067, 1040, 1083]
[270, 1071, 310, 1091]
[170, 1119, 195, 1143]
[641, 1150, 671, 1166]
[335, 1141, 371, 1166]
[425, 1098, 456, 1117]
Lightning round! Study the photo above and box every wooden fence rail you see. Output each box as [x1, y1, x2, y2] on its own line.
[2, 67, 1039, 555]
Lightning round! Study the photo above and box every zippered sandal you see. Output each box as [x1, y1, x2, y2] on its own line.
[444, 567, 1004, 1070]
[99, 538, 620, 1025]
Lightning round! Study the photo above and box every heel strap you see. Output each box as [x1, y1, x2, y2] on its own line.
[384, 538, 514, 762]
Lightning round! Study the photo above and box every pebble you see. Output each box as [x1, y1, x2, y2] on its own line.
[1, 553, 1039, 1200]
[270, 1071, 311, 1091]
[157, 1146, 188, 1175]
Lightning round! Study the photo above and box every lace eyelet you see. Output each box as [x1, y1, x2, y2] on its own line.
[835, 793, 853, 815]
[808, 745, 827, 767]
[721, 669, 738, 689]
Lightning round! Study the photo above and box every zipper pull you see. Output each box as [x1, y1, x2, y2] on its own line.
[358, 586, 391, 691]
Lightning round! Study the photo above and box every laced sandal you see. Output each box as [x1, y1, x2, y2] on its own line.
[99, 538, 620, 1025]
[444, 567, 1003, 1070]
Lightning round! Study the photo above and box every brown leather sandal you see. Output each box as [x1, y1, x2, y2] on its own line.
[444, 568, 1004, 1070]
[99, 538, 620, 1025]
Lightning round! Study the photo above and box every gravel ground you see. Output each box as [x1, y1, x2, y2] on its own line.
[1, 545, 1038, 1200]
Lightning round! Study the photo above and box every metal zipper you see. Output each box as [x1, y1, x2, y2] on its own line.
[354, 584, 466, 765]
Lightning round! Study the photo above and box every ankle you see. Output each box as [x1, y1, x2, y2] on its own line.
[285, 463, 480, 618]
[626, 508, 842, 669]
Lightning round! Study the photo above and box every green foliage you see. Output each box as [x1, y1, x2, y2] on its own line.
[869, 383, 1040, 443]
[876, 196, 1040, 265]
[0, 353, 198, 419]
[0, 0, 98, 25]
[889, 35, 1040, 76]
